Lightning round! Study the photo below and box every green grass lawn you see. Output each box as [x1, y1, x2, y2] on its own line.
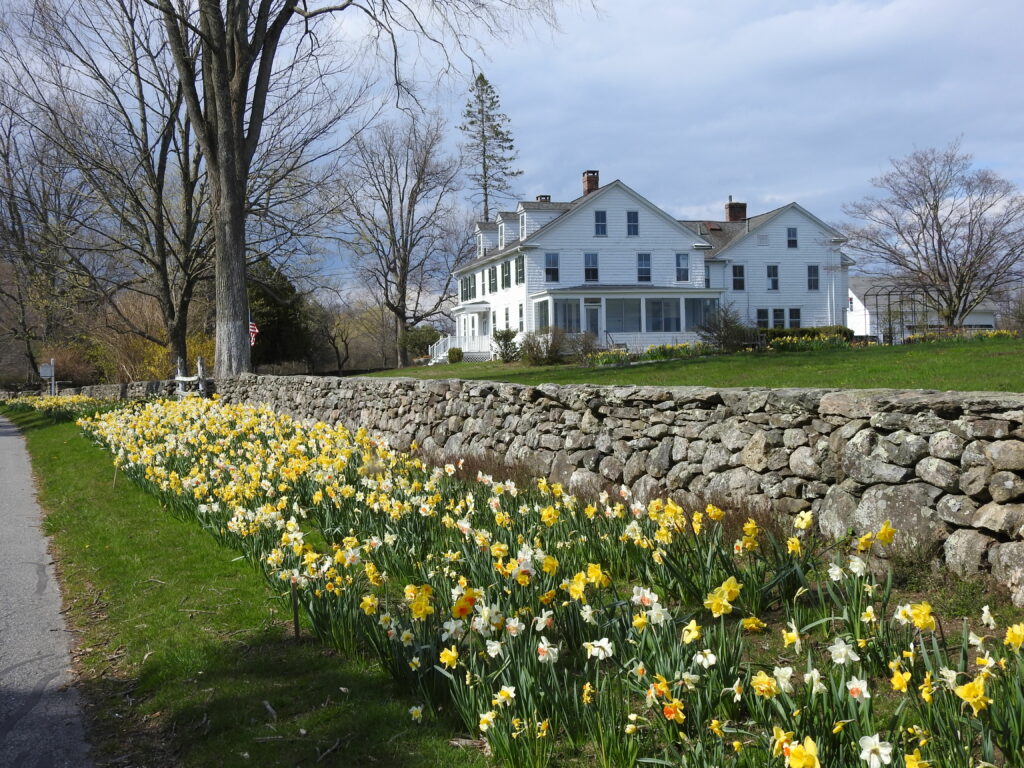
[375, 338, 1024, 391]
[5, 409, 486, 768]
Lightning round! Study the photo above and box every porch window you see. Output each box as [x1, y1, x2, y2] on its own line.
[684, 298, 719, 331]
[545, 252, 559, 282]
[605, 298, 641, 332]
[646, 298, 681, 332]
[534, 301, 549, 331]
[676, 253, 689, 282]
[789, 308, 801, 328]
[756, 309, 769, 328]
[772, 308, 785, 328]
[553, 299, 581, 333]
[585, 252, 599, 282]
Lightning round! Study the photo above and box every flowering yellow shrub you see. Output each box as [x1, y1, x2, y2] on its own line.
[79, 399, 1024, 768]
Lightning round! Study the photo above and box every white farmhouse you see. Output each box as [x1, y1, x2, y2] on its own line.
[431, 170, 853, 362]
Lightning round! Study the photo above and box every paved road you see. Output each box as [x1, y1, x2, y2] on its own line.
[0, 415, 93, 768]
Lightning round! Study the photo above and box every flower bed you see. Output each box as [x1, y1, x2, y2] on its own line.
[78, 397, 1024, 768]
[5, 394, 120, 421]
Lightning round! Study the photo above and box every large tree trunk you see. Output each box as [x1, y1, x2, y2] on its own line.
[212, 173, 251, 377]
[396, 315, 410, 368]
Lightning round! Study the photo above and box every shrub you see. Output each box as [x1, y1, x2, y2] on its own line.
[519, 328, 565, 366]
[567, 332, 599, 364]
[447, 347, 463, 364]
[697, 304, 754, 353]
[491, 328, 519, 363]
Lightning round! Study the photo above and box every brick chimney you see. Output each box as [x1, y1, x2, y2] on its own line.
[724, 195, 747, 222]
[536, 194, 551, 202]
[582, 170, 599, 196]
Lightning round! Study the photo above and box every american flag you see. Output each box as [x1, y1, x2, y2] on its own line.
[248, 318, 259, 347]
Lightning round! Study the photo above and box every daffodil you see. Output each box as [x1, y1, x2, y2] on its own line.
[681, 619, 701, 644]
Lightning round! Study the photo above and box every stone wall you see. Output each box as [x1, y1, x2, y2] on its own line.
[33, 373, 1024, 603]
[214, 374, 1024, 604]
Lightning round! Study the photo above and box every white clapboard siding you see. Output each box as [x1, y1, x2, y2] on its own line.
[719, 207, 848, 328]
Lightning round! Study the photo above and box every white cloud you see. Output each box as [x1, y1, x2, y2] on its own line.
[463, 0, 1024, 220]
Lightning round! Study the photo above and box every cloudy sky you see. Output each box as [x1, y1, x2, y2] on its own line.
[427, 0, 1024, 225]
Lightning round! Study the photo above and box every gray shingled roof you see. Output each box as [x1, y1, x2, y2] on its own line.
[519, 201, 572, 211]
[678, 204, 790, 252]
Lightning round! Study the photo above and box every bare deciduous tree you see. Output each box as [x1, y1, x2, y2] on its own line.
[334, 114, 468, 367]
[151, 0, 561, 376]
[843, 140, 1024, 328]
[0, 88, 92, 376]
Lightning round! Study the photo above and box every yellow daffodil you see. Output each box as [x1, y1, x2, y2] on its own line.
[876, 519, 896, 545]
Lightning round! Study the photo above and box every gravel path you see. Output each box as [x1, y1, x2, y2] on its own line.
[0, 415, 93, 767]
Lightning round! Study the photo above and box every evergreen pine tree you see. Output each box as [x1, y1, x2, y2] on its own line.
[459, 73, 522, 220]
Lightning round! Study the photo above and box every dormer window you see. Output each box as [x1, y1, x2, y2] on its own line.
[498, 224, 505, 249]
[519, 213, 527, 239]
[477, 234, 484, 258]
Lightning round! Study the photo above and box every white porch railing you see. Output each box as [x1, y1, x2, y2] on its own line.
[429, 335, 494, 363]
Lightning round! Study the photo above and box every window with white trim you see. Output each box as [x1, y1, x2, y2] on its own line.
[787, 227, 798, 248]
[515, 254, 524, 284]
[584, 252, 599, 282]
[637, 253, 651, 282]
[501, 260, 511, 289]
[675, 253, 689, 282]
[594, 210, 607, 236]
[488, 266, 497, 292]
[626, 210, 639, 236]
[772, 308, 785, 328]
[732, 264, 745, 291]
[789, 308, 801, 328]
[545, 253, 559, 282]
[807, 264, 820, 291]
[767, 264, 779, 291]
